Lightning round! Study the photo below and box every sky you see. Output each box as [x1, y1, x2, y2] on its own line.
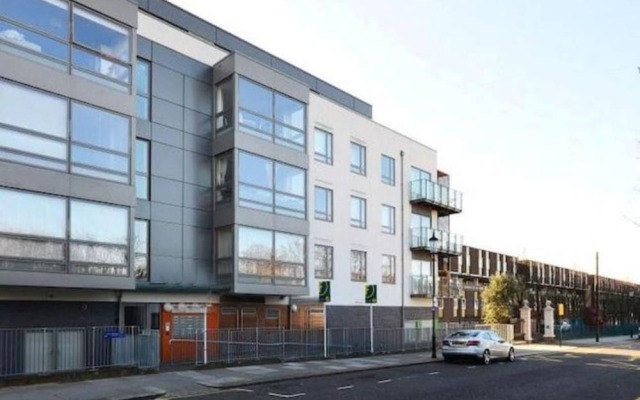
[170, 0, 640, 283]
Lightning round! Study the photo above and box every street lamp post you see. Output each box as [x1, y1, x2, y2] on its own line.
[429, 232, 439, 359]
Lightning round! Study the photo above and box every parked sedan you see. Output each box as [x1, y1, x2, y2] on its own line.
[442, 330, 515, 365]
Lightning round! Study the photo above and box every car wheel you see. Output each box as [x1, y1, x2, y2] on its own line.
[482, 350, 491, 365]
[506, 348, 515, 362]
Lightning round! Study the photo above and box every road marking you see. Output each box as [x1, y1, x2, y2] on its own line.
[378, 379, 392, 384]
[467, 366, 476, 369]
[232, 388, 255, 393]
[337, 385, 354, 390]
[268, 392, 306, 398]
[428, 371, 440, 375]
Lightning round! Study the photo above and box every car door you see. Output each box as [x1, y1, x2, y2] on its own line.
[482, 332, 497, 357]
[491, 332, 508, 357]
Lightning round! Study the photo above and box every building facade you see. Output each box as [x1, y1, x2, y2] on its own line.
[0, 0, 464, 362]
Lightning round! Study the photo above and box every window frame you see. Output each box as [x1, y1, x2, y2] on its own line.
[382, 254, 396, 284]
[381, 154, 395, 186]
[350, 141, 366, 175]
[381, 204, 396, 235]
[350, 249, 367, 282]
[314, 244, 333, 279]
[314, 128, 333, 165]
[314, 186, 333, 222]
[134, 219, 149, 281]
[350, 196, 367, 229]
[136, 58, 151, 120]
[135, 139, 149, 200]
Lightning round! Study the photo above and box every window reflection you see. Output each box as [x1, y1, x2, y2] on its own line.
[70, 200, 128, 245]
[73, 7, 129, 62]
[134, 219, 149, 280]
[0, 0, 69, 39]
[350, 196, 366, 228]
[350, 142, 366, 175]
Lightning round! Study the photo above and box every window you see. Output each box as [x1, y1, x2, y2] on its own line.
[381, 204, 395, 234]
[215, 226, 234, 283]
[314, 128, 333, 164]
[266, 308, 280, 320]
[350, 250, 366, 281]
[0, 0, 69, 67]
[0, 79, 68, 170]
[350, 196, 366, 229]
[135, 139, 149, 200]
[238, 77, 306, 151]
[215, 151, 233, 203]
[134, 219, 149, 280]
[314, 186, 333, 222]
[238, 151, 306, 219]
[381, 155, 395, 185]
[72, 6, 131, 88]
[136, 59, 150, 119]
[314, 245, 333, 279]
[382, 255, 396, 284]
[238, 226, 306, 286]
[411, 166, 431, 183]
[215, 78, 233, 134]
[71, 102, 130, 183]
[350, 142, 366, 175]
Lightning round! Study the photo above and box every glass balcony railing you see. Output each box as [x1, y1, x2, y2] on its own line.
[410, 227, 463, 255]
[410, 275, 434, 297]
[410, 179, 463, 214]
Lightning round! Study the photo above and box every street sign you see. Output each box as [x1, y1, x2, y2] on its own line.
[319, 281, 331, 303]
[365, 284, 377, 304]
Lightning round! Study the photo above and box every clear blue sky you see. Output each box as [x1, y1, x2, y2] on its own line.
[171, 0, 640, 282]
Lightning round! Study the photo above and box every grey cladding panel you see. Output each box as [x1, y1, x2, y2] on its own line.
[151, 202, 183, 224]
[184, 77, 213, 115]
[183, 108, 212, 138]
[215, 30, 271, 66]
[150, 221, 183, 258]
[137, 119, 152, 139]
[183, 183, 212, 211]
[150, 255, 183, 284]
[184, 133, 212, 156]
[150, 176, 183, 206]
[151, 97, 183, 130]
[152, 43, 212, 83]
[182, 259, 212, 286]
[354, 99, 373, 118]
[152, 64, 184, 105]
[135, 200, 151, 220]
[151, 142, 184, 181]
[316, 80, 355, 110]
[147, 0, 216, 43]
[184, 151, 212, 187]
[152, 123, 183, 148]
[271, 57, 317, 89]
[183, 226, 212, 260]
[137, 36, 152, 59]
[183, 208, 212, 229]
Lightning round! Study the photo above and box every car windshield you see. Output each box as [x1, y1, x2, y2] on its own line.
[448, 331, 479, 338]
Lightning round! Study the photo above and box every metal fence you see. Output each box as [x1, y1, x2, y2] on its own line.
[0, 326, 159, 378]
[166, 326, 471, 366]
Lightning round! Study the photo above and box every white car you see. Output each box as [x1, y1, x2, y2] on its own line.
[442, 329, 515, 365]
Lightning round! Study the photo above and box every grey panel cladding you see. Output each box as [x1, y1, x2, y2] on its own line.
[75, 0, 137, 27]
[136, 200, 151, 219]
[151, 142, 183, 181]
[183, 208, 212, 229]
[184, 77, 213, 115]
[233, 54, 308, 104]
[151, 176, 183, 206]
[184, 133, 212, 156]
[184, 108, 211, 138]
[183, 259, 212, 285]
[235, 133, 308, 170]
[136, 0, 373, 118]
[152, 97, 183, 130]
[151, 43, 212, 83]
[150, 255, 183, 283]
[326, 306, 370, 329]
[150, 221, 182, 258]
[137, 119, 152, 139]
[404, 307, 430, 321]
[183, 183, 212, 211]
[152, 64, 184, 105]
[184, 151, 212, 187]
[235, 208, 308, 236]
[137, 36, 152, 59]
[0, 301, 118, 329]
[151, 202, 182, 224]
[0, 270, 134, 290]
[373, 307, 402, 329]
[152, 123, 182, 148]
[183, 226, 212, 260]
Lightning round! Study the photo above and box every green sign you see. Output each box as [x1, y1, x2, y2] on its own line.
[365, 284, 377, 304]
[319, 281, 331, 303]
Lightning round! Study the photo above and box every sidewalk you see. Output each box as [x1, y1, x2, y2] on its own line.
[0, 336, 634, 400]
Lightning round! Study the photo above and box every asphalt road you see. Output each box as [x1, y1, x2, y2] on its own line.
[188, 343, 640, 400]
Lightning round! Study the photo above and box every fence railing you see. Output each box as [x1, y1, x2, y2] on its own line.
[167, 326, 479, 366]
[553, 323, 639, 340]
[475, 324, 515, 342]
[0, 326, 159, 378]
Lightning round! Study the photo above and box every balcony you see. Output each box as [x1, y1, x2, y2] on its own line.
[410, 179, 463, 215]
[410, 275, 434, 297]
[410, 228, 463, 256]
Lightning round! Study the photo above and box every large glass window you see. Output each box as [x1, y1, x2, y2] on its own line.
[0, 0, 69, 68]
[134, 219, 149, 280]
[215, 226, 234, 283]
[238, 151, 306, 219]
[411, 166, 431, 183]
[382, 254, 396, 284]
[350, 196, 366, 229]
[72, 6, 130, 87]
[411, 213, 431, 230]
[382, 204, 395, 235]
[350, 142, 366, 175]
[0, 187, 66, 239]
[71, 102, 130, 183]
[70, 201, 128, 245]
[350, 250, 366, 282]
[238, 77, 306, 151]
[314, 128, 333, 164]
[136, 58, 150, 120]
[238, 226, 306, 286]
[135, 139, 149, 200]
[314, 244, 333, 279]
[381, 154, 395, 186]
[215, 151, 234, 203]
[314, 186, 333, 222]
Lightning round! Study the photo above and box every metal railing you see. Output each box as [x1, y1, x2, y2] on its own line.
[410, 227, 463, 255]
[410, 179, 463, 212]
[167, 326, 471, 366]
[410, 275, 434, 297]
[0, 326, 159, 378]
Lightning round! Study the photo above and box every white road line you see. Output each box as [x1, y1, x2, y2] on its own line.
[232, 388, 255, 393]
[337, 385, 354, 390]
[428, 371, 440, 375]
[378, 379, 392, 384]
[268, 392, 306, 398]
[467, 366, 476, 369]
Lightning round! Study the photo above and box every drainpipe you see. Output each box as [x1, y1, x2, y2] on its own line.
[400, 150, 405, 328]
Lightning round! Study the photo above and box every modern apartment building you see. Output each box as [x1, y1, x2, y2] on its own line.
[0, 0, 464, 361]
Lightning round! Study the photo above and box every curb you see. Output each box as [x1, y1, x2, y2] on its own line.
[107, 387, 167, 400]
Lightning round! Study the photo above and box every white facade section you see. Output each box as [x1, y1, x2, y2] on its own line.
[308, 93, 438, 308]
[137, 11, 228, 65]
